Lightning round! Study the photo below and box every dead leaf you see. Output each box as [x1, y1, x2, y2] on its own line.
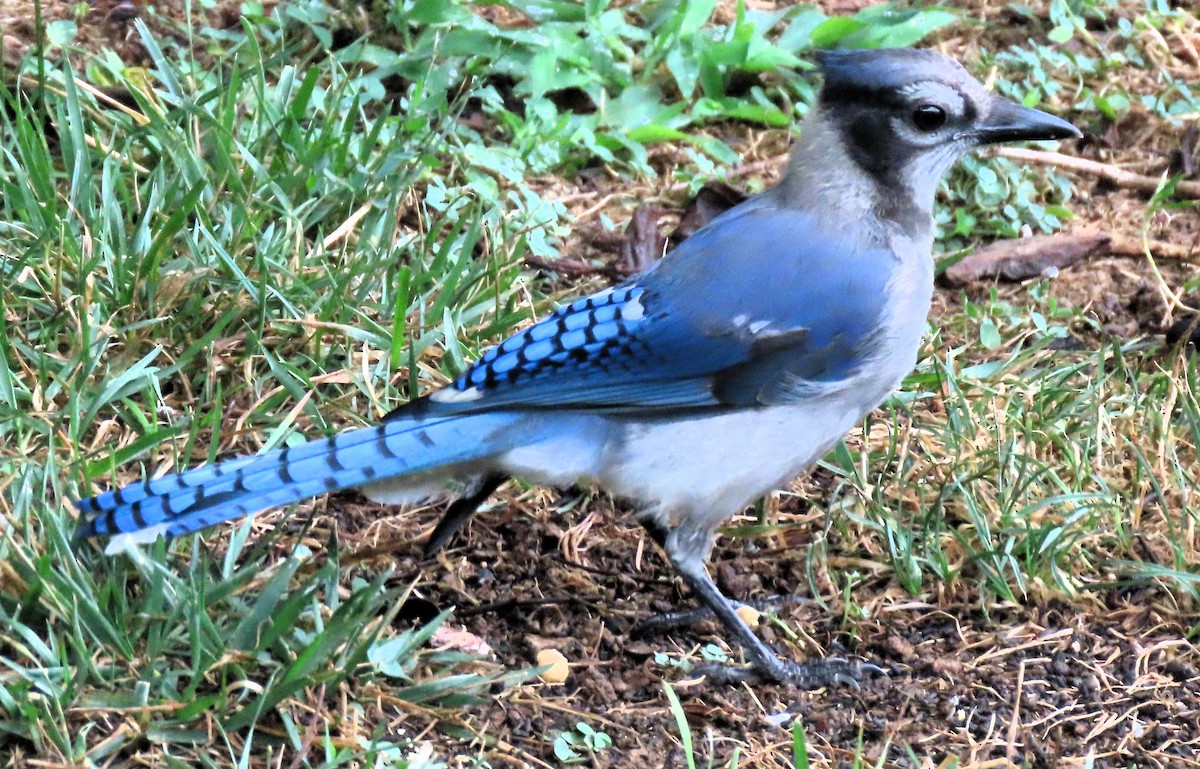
[432, 625, 494, 657]
[942, 231, 1111, 287]
[669, 182, 748, 245]
[619, 204, 666, 274]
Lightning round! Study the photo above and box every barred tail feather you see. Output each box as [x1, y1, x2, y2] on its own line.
[74, 413, 531, 553]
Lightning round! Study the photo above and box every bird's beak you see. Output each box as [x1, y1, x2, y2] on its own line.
[973, 97, 1082, 144]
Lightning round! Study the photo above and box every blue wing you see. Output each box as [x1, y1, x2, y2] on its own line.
[401, 198, 894, 417]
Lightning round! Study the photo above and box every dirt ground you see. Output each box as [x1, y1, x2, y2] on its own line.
[6, 0, 1200, 766]
[324, 493, 1199, 768]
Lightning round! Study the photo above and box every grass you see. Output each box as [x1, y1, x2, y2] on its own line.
[2, 10, 547, 762]
[1, 0, 1198, 766]
[845, 325, 1199, 599]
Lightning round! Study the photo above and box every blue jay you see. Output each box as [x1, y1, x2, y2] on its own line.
[75, 49, 1079, 687]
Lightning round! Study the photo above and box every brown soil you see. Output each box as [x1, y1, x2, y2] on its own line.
[334, 493, 1200, 768]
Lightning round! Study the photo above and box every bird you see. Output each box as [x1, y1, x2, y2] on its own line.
[74, 48, 1081, 688]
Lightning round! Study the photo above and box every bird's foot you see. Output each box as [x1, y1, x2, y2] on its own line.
[632, 594, 809, 638]
[693, 657, 885, 690]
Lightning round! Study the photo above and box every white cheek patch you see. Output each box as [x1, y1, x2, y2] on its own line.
[903, 144, 962, 204]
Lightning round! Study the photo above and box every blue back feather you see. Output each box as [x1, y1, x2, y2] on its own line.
[415, 198, 892, 414]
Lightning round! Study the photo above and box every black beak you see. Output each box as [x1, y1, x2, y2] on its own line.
[973, 97, 1082, 145]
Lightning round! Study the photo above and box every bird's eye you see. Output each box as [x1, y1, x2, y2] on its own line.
[911, 104, 947, 132]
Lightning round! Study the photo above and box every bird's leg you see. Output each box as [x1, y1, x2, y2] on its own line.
[423, 474, 507, 557]
[631, 594, 809, 638]
[648, 520, 882, 689]
[633, 518, 782, 638]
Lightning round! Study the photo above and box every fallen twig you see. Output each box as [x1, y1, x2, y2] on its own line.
[995, 147, 1200, 198]
[285, 682, 325, 769]
[942, 229, 1198, 288]
[1107, 234, 1199, 262]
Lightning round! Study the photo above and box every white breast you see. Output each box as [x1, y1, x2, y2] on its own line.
[594, 399, 866, 531]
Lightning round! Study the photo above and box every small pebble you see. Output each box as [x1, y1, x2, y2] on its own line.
[536, 649, 569, 684]
[735, 605, 761, 627]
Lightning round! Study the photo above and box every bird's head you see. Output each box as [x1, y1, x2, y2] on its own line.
[810, 48, 1080, 211]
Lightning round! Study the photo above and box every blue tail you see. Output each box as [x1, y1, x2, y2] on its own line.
[74, 413, 529, 549]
